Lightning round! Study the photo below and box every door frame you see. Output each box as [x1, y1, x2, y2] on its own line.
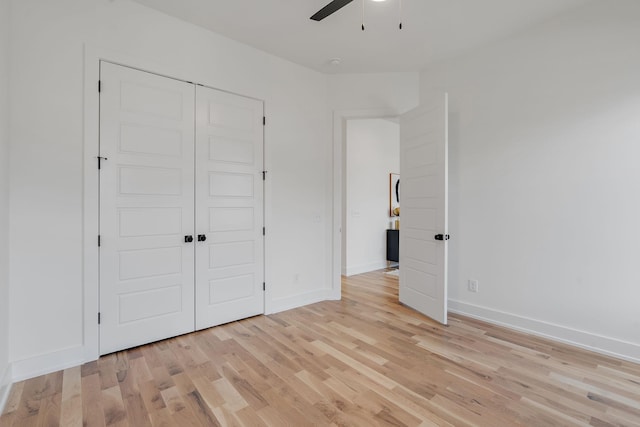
[83, 45, 266, 362]
[331, 108, 403, 296]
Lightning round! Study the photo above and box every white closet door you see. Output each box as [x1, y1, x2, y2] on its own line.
[399, 93, 449, 325]
[195, 85, 264, 330]
[99, 62, 196, 355]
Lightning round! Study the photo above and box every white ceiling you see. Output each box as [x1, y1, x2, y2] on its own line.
[131, 0, 588, 73]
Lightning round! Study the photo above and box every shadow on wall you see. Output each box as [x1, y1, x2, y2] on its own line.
[447, 112, 460, 300]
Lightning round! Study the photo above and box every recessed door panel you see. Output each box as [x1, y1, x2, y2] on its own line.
[209, 103, 255, 131]
[209, 136, 254, 164]
[209, 172, 254, 197]
[119, 286, 182, 323]
[120, 124, 183, 157]
[118, 208, 182, 237]
[195, 86, 264, 330]
[209, 241, 255, 269]
[120, 82, 184, 119]
[209, 207, 254, 232]
[118, 247, 183, 280]
[118, 166, 182, 196]
[208, 275, 254, 304]
[99, 62, 195, 355]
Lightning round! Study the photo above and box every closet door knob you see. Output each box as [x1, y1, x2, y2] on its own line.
[197, 234, 207, 242]
[184, 235, 194, 243]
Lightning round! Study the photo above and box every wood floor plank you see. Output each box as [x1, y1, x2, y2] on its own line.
[172, 372, 221, 427]
[9, 374, 46, 423]
[101, 385, 128, 427]
[159, 386, 186, 416]
[2, 380, 24, 416]
[2, 269, 640, 426]
[35, 392, 62, 427]
[81, 373, 106, 427]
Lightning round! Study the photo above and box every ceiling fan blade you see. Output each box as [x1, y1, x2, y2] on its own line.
[310, 0, 354, 21]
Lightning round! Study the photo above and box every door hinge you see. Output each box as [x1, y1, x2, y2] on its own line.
[98, 312, 101, 324]
[262, 227, 265, 236]
[98, 235, 101, 247]
[263, 282, 266, 291]
[98, 80, 101, 93]
[263, 116, 266, 126]
[262, 171, 267, 181]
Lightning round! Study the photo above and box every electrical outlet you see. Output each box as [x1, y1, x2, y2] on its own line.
[468, 279, 479, 293]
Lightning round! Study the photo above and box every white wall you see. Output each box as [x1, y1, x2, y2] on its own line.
[329, 73, 419, 112]
[421, 0, 640, 361]
[0, 0, 11, 409]
[8, 0, 330, 377]
[344, 119, 399, 276]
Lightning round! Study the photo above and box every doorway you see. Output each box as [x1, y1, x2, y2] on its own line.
[342, 118, 400, 277]
[332, 96, 450, 326]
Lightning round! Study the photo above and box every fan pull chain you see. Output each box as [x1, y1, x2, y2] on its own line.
[362, 0, 365, 31]
[399, 0, 403, 29]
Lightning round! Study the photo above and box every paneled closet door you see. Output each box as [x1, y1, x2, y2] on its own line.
[99, 62, 196, 355]
[194, 86, 264, 330]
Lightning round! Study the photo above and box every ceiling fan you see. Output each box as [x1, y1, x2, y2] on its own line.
[311, 0, 360, 21]
[310, 0, 355, 21]
[310, 0, 401, 30]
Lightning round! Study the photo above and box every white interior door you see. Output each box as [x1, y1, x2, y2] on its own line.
[399, 93, 449, 325]
[99, 62, 196, 354]
[194, 85, 264, 330]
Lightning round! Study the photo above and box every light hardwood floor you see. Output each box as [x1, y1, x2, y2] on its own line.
[2, 270, 639, 426]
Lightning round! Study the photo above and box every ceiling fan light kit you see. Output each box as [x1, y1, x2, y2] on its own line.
[310, 0, 402, 31]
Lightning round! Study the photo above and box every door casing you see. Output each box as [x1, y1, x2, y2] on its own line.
[83, 47, 267, 362]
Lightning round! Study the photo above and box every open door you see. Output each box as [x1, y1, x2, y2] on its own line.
[399, 93, 449, 325]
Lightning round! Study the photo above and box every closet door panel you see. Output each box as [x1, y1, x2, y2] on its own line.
[99, 62, 196, 355]
[195, 86, 264, 329]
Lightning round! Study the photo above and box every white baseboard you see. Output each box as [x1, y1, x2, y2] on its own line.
[11, 345, 86, 383]
[449, 299, 640, 364]
[266, 289, 333, 315]
[0, 362, 12, 415]
[344, 260, 389, 277]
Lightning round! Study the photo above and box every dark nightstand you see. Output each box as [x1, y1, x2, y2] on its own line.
[386, 229, 399, 262]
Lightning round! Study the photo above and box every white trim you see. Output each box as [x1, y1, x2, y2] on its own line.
[343, 261, 389, 277]
[267, 289, 336, 315]
[0, 363, 12, 415]
[331, 108, 401, 301]
[82, 45, 101, 364]
[11, 346, 85, 383]
[449, 299, 640, 364]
